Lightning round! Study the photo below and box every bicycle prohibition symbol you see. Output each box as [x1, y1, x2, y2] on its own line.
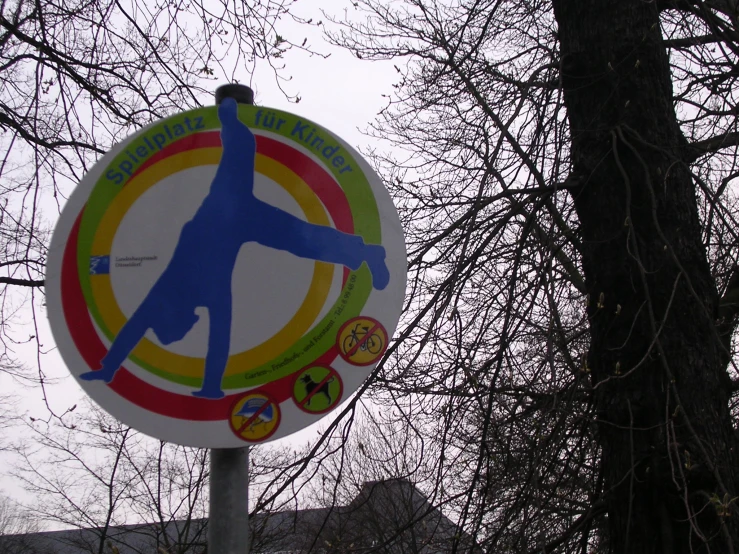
[337, 317, 388, 366]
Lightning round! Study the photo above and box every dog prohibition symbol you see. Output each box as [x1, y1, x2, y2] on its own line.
[81, 98, 390, 399]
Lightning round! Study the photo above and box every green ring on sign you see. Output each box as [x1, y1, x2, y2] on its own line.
[76, 105, 382, 388]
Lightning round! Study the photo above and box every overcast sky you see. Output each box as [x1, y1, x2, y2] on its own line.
[229, 4, 395, 160]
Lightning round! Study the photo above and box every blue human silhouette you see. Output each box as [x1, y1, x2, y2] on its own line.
[80, 98, 390, 398]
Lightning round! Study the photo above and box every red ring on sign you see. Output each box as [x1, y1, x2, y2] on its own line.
[61, 133, 354, 420]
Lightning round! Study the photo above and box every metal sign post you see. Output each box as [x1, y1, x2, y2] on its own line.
[208, 84, 256, 554]
[209, 446, 250, 553]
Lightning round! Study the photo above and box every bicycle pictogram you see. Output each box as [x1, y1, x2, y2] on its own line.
[337, 317, 387, 366]
[343, 323, 383, 355]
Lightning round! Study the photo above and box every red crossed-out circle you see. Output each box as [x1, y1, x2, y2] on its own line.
[292, 365, 344, 415]
[62, 132, 353, 421]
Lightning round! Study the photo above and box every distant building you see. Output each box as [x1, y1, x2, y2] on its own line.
[0, 480, 478, 553]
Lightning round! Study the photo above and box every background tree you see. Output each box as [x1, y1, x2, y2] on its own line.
[0, 493, 43, 553]
[300, 410, 465, 554]
[12, 0, 739, 552]
[12, 403, 209, 553]
[324, 0, 739, 552]
[9, 401, 306, 554]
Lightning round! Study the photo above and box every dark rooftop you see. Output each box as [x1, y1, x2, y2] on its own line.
[0, 480, 479, 553]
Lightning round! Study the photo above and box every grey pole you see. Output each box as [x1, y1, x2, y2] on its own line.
[209, 447, 250, 553]
[208, 83, 255, 554]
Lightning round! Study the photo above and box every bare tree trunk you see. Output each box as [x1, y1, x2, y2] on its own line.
[552, 1, 739, 551]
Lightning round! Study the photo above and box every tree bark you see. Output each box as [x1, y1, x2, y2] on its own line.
[551, 1, 739, 552]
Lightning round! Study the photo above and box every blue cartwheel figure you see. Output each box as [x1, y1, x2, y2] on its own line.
[81, 98, 390, 398]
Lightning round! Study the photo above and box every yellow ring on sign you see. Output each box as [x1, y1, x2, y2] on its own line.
[90, 149, 333, 380]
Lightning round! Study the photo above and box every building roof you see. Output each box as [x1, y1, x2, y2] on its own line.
[0, 480, 478, 553]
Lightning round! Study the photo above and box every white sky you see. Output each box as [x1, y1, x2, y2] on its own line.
[0, 1, 400, 507]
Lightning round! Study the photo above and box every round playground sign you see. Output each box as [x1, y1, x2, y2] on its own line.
[45, 99, 406, 447]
